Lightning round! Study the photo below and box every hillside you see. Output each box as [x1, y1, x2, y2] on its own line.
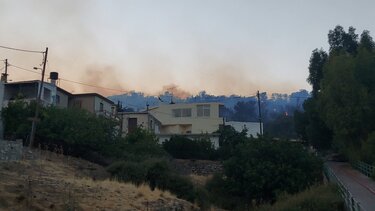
[0, 150, 196, 211]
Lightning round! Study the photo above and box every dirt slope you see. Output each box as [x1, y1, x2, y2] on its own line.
[0, 151, 196, 211]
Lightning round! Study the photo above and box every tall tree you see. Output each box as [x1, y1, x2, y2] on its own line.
[359, 30, 375, 51]
[307, 49, 328, 97]
[328, 25, 359, 55]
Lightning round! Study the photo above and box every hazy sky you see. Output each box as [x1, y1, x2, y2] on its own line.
[1, 0, 374, 97]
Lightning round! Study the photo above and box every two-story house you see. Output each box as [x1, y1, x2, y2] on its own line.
[119, 102, 224, 148]
[3, 80, 70, 108]
[69, 93, 116, 117]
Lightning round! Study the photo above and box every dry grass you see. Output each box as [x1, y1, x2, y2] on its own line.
[188, 174, 213, 187]
[0, 150, 196, 211]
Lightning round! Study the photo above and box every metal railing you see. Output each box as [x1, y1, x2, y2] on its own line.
[323, 164, 363, 211]
[355, 161, 375, 178]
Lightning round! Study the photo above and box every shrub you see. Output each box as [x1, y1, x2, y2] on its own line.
[163, 135, 217, 160]
[256, 184, 344, 211]
[107, 161, 147, 186]
[207, 138, 323, 210]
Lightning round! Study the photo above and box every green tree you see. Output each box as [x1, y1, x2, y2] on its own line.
[1, 100, 35, 141]
[207, 139, 322, 210]
[328, 25, 359, 55]
[307, 49, 328, 97]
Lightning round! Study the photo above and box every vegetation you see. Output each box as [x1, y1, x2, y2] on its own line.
[1, 98, 331, 210]
[296, 25, 375, 165]
[162, 135, 217, 160]
[256, 184, 344, 211]
[206, 138, 322, 210]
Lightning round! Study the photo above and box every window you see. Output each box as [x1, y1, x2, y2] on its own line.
[197, 105, 210, 117]
[56, 95, 61, 104]
[99, 102, 104, 112]
[43, 88, 51, 101]
[172, 108, 192, 117]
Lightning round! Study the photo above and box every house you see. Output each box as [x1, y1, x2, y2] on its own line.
[225, 121, 263, 137]
[2, 80, 70, 108]
[118, 112, 161, 136]
[69, 93, 116, 117]
[1, 79, 116, 117]
[120, 102, 225, 149]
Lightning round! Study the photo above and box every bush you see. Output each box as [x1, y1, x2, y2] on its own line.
[206, 138, 323, 210]
[256, 184, 344, 211]
[107, 161, 147, 186]
[360, 131, 375, 165]
[163, 135, 217, 160]
[107, 159, 208, 207]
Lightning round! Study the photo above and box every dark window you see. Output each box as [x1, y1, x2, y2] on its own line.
[99, 102, 104, 112]
[43, 88, 51, 101]
[128, 118, 137, 133]
[56, 95, 61, 104]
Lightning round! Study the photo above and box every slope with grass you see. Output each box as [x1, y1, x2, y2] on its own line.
[0, 150, 196, 211]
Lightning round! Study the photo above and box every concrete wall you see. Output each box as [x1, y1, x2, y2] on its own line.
[94, 96, 114, 114]
[56, 89, 69, 108]
[149, 102, 223, 134]
[120, 112, 160, 136]
[0, 140, 23, 161]
[69, 95, 95, 112]
[226, 121, 263, 137]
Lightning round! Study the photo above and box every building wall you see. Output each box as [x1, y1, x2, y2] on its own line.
[56, 89, 69, 108]
[69, 96, 95, 112]
[226, 121, 263, 137]
[4, 83, 38, 103]
[94, 96, 114, 114]
[40, 83, 57, 105]
[149, 102, 223, 134]
[120, 113, 160, 135]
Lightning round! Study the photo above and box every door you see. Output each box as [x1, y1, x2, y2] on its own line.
[128, 118, 137, 133]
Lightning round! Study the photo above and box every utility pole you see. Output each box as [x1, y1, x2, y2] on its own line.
[1, 59, 8, 82]
[257, 90, 263, 137]
[29, 47, 48, 148]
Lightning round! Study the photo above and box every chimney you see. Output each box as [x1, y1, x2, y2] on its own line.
[50, 72, 58, 86]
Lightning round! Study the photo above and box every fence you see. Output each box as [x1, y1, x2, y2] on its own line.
[355, 161, 375, 178]
[323, 164, 363, 211]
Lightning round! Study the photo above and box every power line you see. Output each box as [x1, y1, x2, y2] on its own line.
[8, 63, 128, 93]
[59, 78, 126, 92]
[9, 64, 41, 74]
[0, 45, 44, 54]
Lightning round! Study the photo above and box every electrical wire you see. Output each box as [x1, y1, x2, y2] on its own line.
[0, 45, 44, 54]
[59, 78, 126, 92]
[8, 63, 128, 93]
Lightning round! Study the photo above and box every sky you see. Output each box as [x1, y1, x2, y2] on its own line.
[0, 0, 374, 97]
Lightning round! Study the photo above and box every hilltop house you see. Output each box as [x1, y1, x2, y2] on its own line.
[69, 93, 116, 117]
[119, 102, 224, 148]
[1, 80, 116, 116]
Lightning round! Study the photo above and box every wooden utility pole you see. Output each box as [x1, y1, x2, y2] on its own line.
[257, 90, 263, 137]
[29, 47, 48, 147]
[1, 59, 8, 82]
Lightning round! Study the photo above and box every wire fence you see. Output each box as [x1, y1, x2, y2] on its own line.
[323, 163, 363, 211]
